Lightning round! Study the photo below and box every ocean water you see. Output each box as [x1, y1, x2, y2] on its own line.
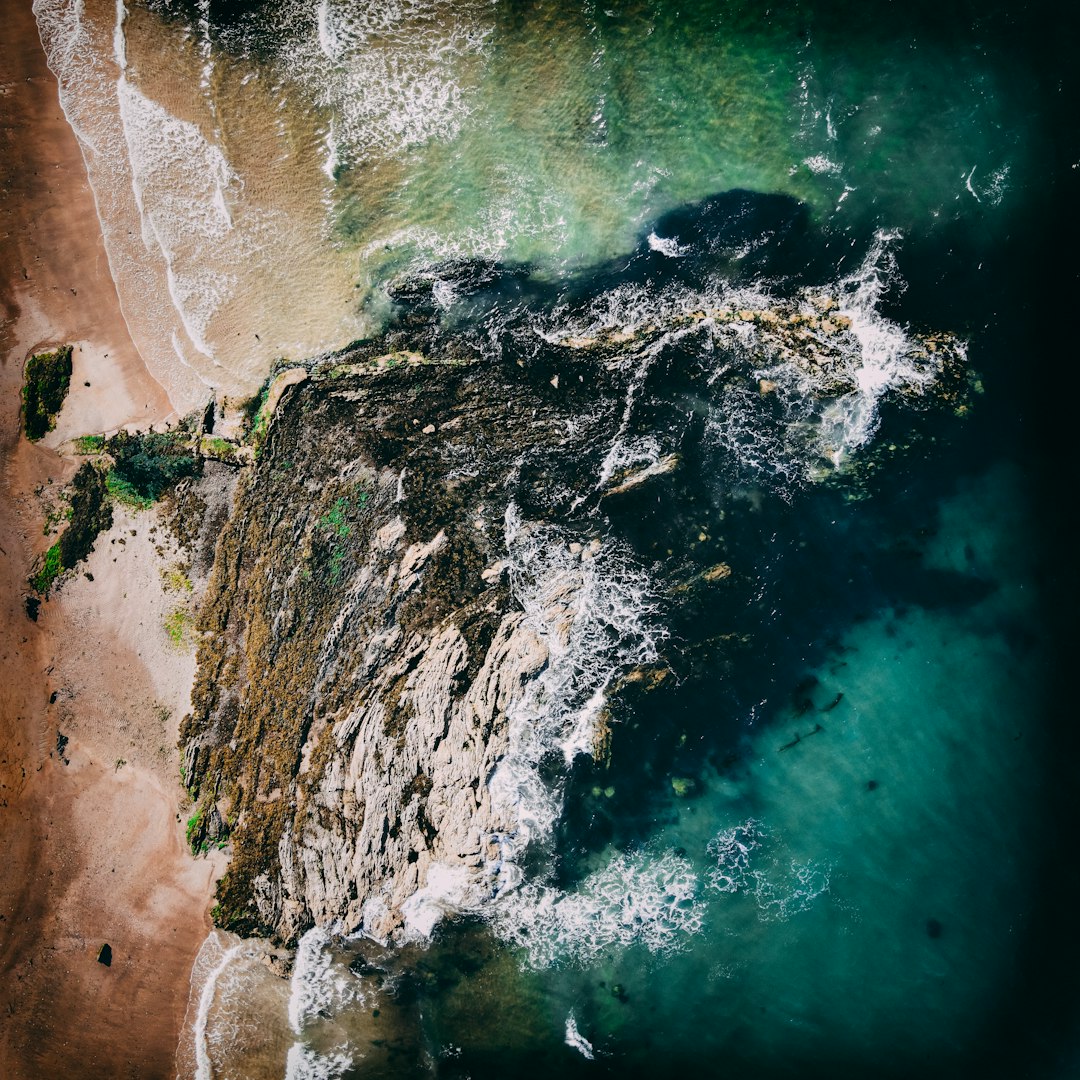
[33, 0, 1079, 1076]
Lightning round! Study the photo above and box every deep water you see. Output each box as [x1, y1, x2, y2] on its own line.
[69, 0, 1078, 1076]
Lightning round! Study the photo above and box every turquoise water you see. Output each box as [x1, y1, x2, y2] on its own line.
[59, 0, 1076, 1076]
[325, 0, 1045, 290]
[556, 467, 1052, 1073]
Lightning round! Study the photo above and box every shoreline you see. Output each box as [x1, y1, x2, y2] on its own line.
[0, 4, 220, 1077]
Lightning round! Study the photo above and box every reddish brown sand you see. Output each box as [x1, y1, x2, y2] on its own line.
[1, 3, 219, 1076]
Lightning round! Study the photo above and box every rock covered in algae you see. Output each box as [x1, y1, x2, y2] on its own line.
[178, 291, 970, 945]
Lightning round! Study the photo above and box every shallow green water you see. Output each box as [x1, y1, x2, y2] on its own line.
[321, 0, 1042, 289]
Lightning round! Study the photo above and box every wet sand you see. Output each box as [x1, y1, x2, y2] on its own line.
[0, 3, 219, 1076]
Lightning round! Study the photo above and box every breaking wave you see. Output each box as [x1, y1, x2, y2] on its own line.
[524, 227, 958, 497]
[266, 0, 492, 166]
[565, 1012, 596, 1059]
[284, 1044, 354, 1080]
[704, 230, 955, 486]
[288, 928, 365, 1034]
[117, 78, 243, 357]
[283, 928, 367, 1078]
[487, 505, 667, 879]
[191, 937, 244, 1080]
[179, 930, 288, 1080]
[491, 848, 704, 969]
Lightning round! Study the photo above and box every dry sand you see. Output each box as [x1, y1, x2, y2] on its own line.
[1, 3, 222, 1076]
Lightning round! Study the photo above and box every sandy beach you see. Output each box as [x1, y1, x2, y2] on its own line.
[0, 3, 220, 1076]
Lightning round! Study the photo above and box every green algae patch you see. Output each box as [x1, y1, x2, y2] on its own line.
[74, 434, 106, 455]
[185, 804, 205, 852]
[165, 608, 189, 647]
[30, 543, 63, 594]
[163, 567, 194, 593]
[105, 471, 155, 509]
[29, 462, 112, 594]
[105, 429, 201, 507]
[200, 435, 242, 463]
[22, 345, 73, 441]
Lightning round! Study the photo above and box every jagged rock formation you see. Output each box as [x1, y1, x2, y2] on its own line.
[180, 292, 969, 945]
[182, 344, 633, 942]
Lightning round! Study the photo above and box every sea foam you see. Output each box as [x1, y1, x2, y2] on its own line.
[273, 0, 492, 163]
[486, 506, 667, 877]
[707, 820, 832, 921]
[116, 78, 240, 358]
[284, 1043, 354, 1080]
[565, 1012, 596, 1059]
[180, 930, 286, 1080]
[492, 848, 704, 969]
[288, 927, 365, 1035]
[706, 230, 955, 485]
[32, 0, 235, 404]
[192, 939, 244, 1080]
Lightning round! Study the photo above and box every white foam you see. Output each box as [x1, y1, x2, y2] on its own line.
[565, 1012, 595, 1059]
[322, 118, 339, 182]
[492, 848, 704, 968]
[360, 896, 392, 944]
[315, 0, 339, 60]
[400, 862, 483, 941]
[114, 78, 264, 360]
[803, 154, 842, 175]
[983, 163, 1010, 207]
[272, 0, 493, 161]
[486, 505, 666, 881]
[964, 165, 981, 203]
[705, 230, 955, 481]
[750, 859, 832, 921]
[706, 820, 831, 921]
[285, 1043, 354, 1080]
[192, 938, 243, 1080]
[543, 232, 955, 498]
[288, 928, 364, 1035]
[830, 232, 942, 428]
[596, 434, 662, 488]
[196, 0, 215, 96]
[112, 0, 126, 70]
[430, 277, 459, 311]
[32, 0, 238, 405]
[647, 231, 687, 257]
[706, 820, 765, 894]
[118, 88, 233, 222]
[36, 0, 368, 407]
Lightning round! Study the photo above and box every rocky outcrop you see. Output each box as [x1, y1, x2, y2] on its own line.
[182, 345, 637, 942]
[179, 291, 970, 945]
